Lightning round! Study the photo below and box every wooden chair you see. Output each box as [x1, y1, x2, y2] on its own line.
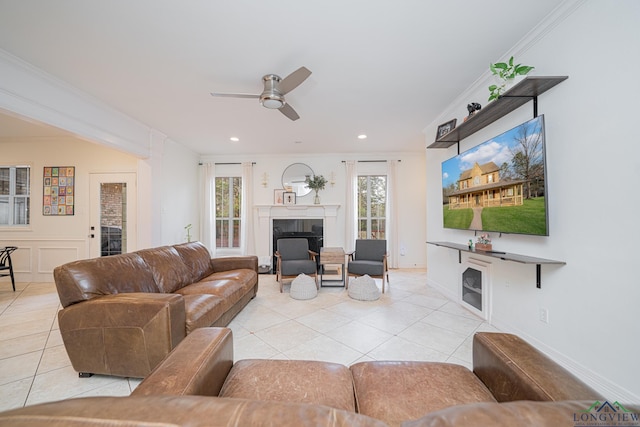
[0, 246, 17, 291]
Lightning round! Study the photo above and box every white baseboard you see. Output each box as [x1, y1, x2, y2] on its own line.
[427, 276, 639, 403]
[490, 316, 639, 404]
[426, 276, 458, 302]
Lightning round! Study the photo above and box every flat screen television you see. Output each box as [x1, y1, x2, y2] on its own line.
[441, 114, 548, 236]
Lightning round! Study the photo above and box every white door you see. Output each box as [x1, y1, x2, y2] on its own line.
[89, 173, 137, 258]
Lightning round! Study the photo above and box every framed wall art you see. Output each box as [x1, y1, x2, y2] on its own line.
[274, 189, 285, 205]
[43, 166, 75, 216]
[283, 191, 296, 205]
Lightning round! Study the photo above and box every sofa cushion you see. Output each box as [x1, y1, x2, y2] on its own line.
[137, 246, 193, 293]
[173, 241, 215, 282]
[176, 269, 256, 311]
[182, 294, 227, 334]
[219, 359, 357, 412]
[351, 361, 496, 426]
[0, 395, 388, 427]
[401, 400, 640, 427]
[54, 253, 159, 307]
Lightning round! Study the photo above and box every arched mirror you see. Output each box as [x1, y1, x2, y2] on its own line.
[282, 163, 314, 197]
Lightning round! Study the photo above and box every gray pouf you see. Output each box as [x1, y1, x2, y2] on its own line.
[290, 273, 318, 300]
[348, 275, 381, 301]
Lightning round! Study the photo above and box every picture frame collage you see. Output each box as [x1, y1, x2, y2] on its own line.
[43, 166, 75, 216]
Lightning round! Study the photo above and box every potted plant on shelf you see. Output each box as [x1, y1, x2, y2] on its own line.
[305, 175, 327, 205]
[475, 234, 492, 251]
[488, 56, 534, 102]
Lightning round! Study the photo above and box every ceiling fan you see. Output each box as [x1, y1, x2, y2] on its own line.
[211, 66, 312, 121]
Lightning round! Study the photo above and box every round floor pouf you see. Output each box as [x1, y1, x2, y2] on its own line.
[290, 273, 318, 300]
[348, 274, 381, 301]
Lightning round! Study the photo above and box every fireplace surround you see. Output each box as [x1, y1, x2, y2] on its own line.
[256, 204, 340, 271]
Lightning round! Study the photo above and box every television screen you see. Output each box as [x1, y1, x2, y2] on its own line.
[441, 115, 548, 236]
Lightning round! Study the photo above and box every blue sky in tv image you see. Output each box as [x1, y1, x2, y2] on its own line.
[441, 115, 545, 189]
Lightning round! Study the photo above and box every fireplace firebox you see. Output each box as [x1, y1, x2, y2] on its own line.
[272, 219, 323, 269]
[460, 259, 491, 320]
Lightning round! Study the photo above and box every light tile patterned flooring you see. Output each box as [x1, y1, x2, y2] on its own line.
[0, 269, 499, 412]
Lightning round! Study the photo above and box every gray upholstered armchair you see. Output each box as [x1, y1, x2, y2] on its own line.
[275, 238, 318, 292]
[347, 239, 389, 293]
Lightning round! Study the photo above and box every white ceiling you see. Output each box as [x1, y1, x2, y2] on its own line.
[0, 0, 564, 156]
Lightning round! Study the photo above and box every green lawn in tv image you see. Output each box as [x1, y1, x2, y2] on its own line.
[441, 115, 548, 236]
[442, 197, 547, 235]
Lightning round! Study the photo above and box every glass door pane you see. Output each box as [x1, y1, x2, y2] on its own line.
[100, 182, 126, 256]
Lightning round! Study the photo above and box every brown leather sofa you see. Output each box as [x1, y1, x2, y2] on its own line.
[52, 242, 258, 378]
[2, 328, 629, 427]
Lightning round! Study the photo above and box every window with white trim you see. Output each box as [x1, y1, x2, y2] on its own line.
[357, 175, 386, 239]
[0, 166, 30, 226]
[215, 176, 241, 248]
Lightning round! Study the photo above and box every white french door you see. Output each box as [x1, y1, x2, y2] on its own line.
[89, 173, 137, 258]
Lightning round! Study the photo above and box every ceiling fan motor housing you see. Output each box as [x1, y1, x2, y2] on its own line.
[260, 74, 285, 109]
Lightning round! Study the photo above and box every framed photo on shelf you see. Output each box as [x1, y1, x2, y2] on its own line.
[436, 119, 457, 140]
[283, 191, 296, 205]
[274, 189, 285, 205]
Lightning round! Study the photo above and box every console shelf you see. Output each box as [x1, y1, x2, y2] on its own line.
[427, 76, 568, 149]
[427, 241, 565, 288]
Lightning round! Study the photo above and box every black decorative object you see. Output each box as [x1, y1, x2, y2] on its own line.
[467, 102, 482, 116]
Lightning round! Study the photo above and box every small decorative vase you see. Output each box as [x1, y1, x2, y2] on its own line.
[314, 192, 320, 204]
[475, 243, 492, 251]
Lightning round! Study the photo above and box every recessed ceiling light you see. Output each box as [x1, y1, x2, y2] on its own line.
[357, 134, 367, 140]
[230, 137, 239, 142]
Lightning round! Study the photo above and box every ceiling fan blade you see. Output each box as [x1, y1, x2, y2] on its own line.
[278, 66, 312, 95]
[279, 103, 300, 121]
[210, 92, 260, 99]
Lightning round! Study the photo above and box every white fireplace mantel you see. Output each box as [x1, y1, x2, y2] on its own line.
[254, 204, 341, 267]
[256, 204, 340, 219]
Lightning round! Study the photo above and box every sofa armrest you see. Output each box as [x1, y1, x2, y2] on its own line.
[211, 256, 258, 273]
[58, 293, 187, 377]
[132, 327, 233, 397]
[472, 332, 602, 402]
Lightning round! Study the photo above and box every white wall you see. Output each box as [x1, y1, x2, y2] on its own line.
[160, 138, 200, 245]
[0, 136, 138, 281]
[201, 151, 427, 269]
[0, 135, 201, 281]
[425, 0, 640, 401]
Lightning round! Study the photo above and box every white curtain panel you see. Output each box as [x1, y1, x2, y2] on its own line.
[344, 160, 357, 253]
[200, 162, 216, 256]
[241, 162, 256, 255]
[386, 160, 399, 268]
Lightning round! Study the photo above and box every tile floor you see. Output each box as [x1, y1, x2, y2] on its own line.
[0, 269, 499, 412]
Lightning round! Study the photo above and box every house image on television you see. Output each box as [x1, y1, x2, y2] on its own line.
[446, 161, 525, 209]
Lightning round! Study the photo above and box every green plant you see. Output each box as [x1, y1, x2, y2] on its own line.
[488, 56, 534, 101]
[304, 175, 327, 192]
[477, 233, 491, 245]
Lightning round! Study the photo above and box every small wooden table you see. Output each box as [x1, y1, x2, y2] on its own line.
[319, 247, 346, 287]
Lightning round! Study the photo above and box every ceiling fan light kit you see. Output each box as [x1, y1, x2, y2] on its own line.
[211, 66, 311, 121]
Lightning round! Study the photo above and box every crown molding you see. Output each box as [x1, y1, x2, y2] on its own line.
[0, 49, 155, 158]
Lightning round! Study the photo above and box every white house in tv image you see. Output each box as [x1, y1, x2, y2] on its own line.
[441, 115, 548, 236]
